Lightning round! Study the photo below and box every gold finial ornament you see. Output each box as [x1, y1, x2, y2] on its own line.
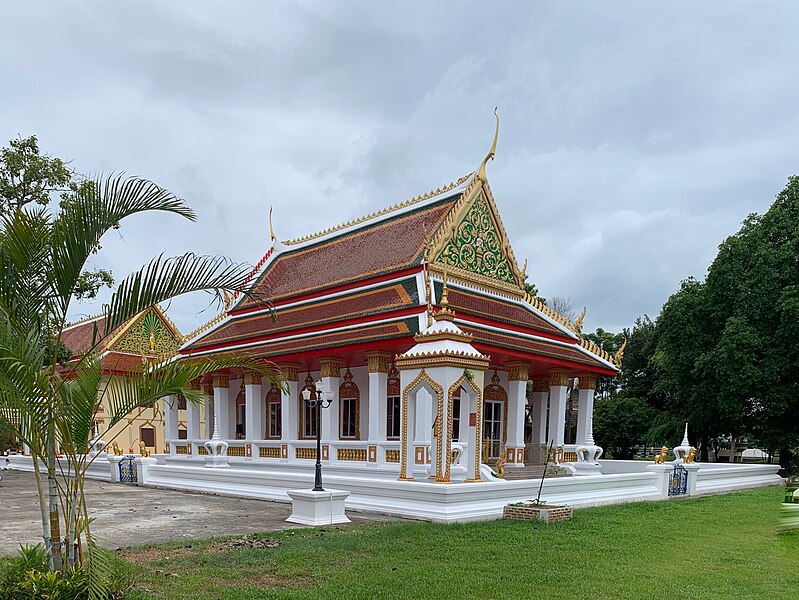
[269, 206, 277, 242]
[435, 257, 456, 322]
[222, 290, 233, 310]
[477, 107, 499, 183]
[574, 307, 586, 333]
[614, 338, 628, 366]
[521, 258, 528, 279]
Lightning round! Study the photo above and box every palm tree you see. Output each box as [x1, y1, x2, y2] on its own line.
[0, 175, 276, 583]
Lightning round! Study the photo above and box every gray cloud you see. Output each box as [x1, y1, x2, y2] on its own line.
[1, 1, 797, 334]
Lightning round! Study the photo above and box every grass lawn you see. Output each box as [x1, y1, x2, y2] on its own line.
[122, 486, 798, 600]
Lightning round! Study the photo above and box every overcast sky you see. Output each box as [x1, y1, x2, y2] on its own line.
[2, 1, 798, 334]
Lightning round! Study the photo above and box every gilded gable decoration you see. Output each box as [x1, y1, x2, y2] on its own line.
[112, 308, 180, 359]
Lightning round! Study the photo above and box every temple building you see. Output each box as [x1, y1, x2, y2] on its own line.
[60, 305, 198, 454]
[172, 125, 621, 482]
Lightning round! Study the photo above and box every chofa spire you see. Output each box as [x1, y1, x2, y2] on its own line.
[477, 107, 499, 183]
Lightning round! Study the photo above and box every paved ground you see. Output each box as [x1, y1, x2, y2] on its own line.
[0, 469, 396, 556]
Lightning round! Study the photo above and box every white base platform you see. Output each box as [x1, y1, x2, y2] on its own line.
[286, 488, 351, 526]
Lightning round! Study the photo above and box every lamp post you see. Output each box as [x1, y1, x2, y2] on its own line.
[301, 379, 334, 491]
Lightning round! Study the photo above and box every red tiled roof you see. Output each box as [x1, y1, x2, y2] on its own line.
[447, 288, 568, 339]
[237, 195, 459, 308]
[60, 316, 109, 356]
[193, 280, 418, 349]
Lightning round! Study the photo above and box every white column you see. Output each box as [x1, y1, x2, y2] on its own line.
[506, 363, 528, 466]
[575, 375, 597, 445]
[213, 374, 231, 439]
[366, 352, 390, 442]
[530, 378, 549, 445]
[186, 383, 201, 439]
[202, 382, 214, 438]
[164, 395, 179, 446]
[281, 365, 299, 442]
[547, 370, 569, 446]
[244, 372, 264, 440]
[320, 358, 342, 443]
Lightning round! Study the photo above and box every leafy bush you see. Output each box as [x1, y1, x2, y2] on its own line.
[0, 544, 132, 600]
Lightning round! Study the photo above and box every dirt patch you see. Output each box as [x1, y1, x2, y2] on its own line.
[218, 571, 313, 590]
[119, 543, 219, 564]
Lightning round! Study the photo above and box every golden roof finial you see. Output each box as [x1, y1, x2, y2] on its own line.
[614, 338, 628, 366]
[441, 256, 450, 308]
[521, 258, 528, 279]
[269, 206, 277, 242]
[434, 257, 456, 322]
[477, 107, 499, 183]
[574, 307, 586, 333]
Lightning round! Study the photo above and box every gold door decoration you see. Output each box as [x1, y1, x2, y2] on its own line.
[339, 368, 360, 440]
[484, 370, 508, 447]
[448, 374, 483, 483]
[113, 309, 179, 358]
[436, 192, 516, 285]
[265, 385, 281, 439]
[399, 370, 444, 481]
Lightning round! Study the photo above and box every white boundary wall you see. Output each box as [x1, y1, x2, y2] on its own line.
[6, 456, 781, 523]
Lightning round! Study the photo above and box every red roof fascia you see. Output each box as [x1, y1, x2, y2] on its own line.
[182, 306, 426, 355]
[471, 341, 617, 377]
[229, 264, 423, 317]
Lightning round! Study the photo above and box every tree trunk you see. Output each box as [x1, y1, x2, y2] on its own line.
[700, 437, 710, 463]
[31, 451, 53, 569]
[779, 447, 794, 475]
[47, 438, 63, 571]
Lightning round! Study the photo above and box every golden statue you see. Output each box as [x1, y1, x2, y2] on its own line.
[494, 448, 509, 479]
[139, 441, 150, 458]
[653, 446, 669, 464]
[684, 447, 697, 464]
[111, 441, 123, 456]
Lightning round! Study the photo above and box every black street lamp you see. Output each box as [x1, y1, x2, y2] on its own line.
[301, 379, 334, 491]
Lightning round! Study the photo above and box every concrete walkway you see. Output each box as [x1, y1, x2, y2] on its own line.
[0, 469, 396, 557]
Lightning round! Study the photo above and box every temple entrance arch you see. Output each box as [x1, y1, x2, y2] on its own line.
[397, 369, 443, 481]
[483, 371, 508, 460]
[447, 374, 483, 482]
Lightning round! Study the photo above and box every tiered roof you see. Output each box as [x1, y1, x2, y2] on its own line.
[181, 166, 619, 377]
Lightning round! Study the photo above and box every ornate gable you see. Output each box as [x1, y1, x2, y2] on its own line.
[108, 307, 181, 359]
[430, 178, 524, 293]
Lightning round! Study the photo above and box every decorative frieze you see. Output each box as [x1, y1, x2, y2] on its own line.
[212, 373, 230, 388]
[506, 362, 528, 382]
[200, 381, 214, 396]
[319, 357, 343, 378]
[549, 369, 569, 387]
[366, 351, 392, 373]
[578, 374, 597, 390]
[531, 377, 549, 393]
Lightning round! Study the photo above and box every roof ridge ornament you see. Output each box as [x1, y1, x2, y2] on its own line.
[435, 257, 456, 322]
[269, 206, 277, 242]
[477, 107, 499, 183]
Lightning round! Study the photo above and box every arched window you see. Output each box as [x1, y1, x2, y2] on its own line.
[235, 386, 246, 439]
[339, 369, 360, 439]
[483, 371, 508, 459]
[299, 374, 318, 439]
[265, 385, 282, 439]
[452, 386, 465, 442]
[386, 365, 400, 439]
[139, 425, 155, 449]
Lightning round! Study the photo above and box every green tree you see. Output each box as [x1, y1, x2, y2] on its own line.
[582, 327, 625, 397]
[593, 395, 657, 459]
[0, 173, 276, 589]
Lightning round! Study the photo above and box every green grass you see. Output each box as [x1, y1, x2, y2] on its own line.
[121, 487, 797, 600]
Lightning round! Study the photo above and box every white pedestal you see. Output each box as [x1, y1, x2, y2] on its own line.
[286, 489, 351, 526]
[571, 462, 603, 476]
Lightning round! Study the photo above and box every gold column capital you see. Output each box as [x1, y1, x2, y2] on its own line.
[531, 377, 550, 393]
[243, 370, 262, 385]
[319, 357, 343, 378]
[366, 351, 392, 373]
[212, 373, 230, 388]
[279, 363, 300, 382]
[578, 374, 597, 391]
[200, 380, 214, 396]
[506, 362, 528, 382]
[548, 369, 569, 387]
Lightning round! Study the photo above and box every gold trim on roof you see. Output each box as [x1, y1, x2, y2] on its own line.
[181, 311, 227, 346]
[63, 312, 105, 330]
[281, 174, 472, 246]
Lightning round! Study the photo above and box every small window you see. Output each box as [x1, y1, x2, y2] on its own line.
[140, 426, 155, 448]
[177, 428, 187, 440]
[301, 375, 318, 439]
[266, 386, 282, 439]
[387, 396, 401, 439]
[452, 388, 461, 442]
[339, 369, 360, 440]
[340, 397, 357, 438]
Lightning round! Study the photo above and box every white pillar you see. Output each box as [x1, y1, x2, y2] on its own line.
[366, 352, 390, 443]
[202, 382, 214, 439]
[244, 372, 264, 440]
[506, 363, 528, 466]
[164, 395, 179, 442]
[186, 383, 201, 440]
[530, 378, 549, 445]
[281, 365, 299, 442]
[575, 375, 597, 445]
[320, 358, 342, 443]
[213, 374, 231, 440]
[547, 370, 568, 446]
